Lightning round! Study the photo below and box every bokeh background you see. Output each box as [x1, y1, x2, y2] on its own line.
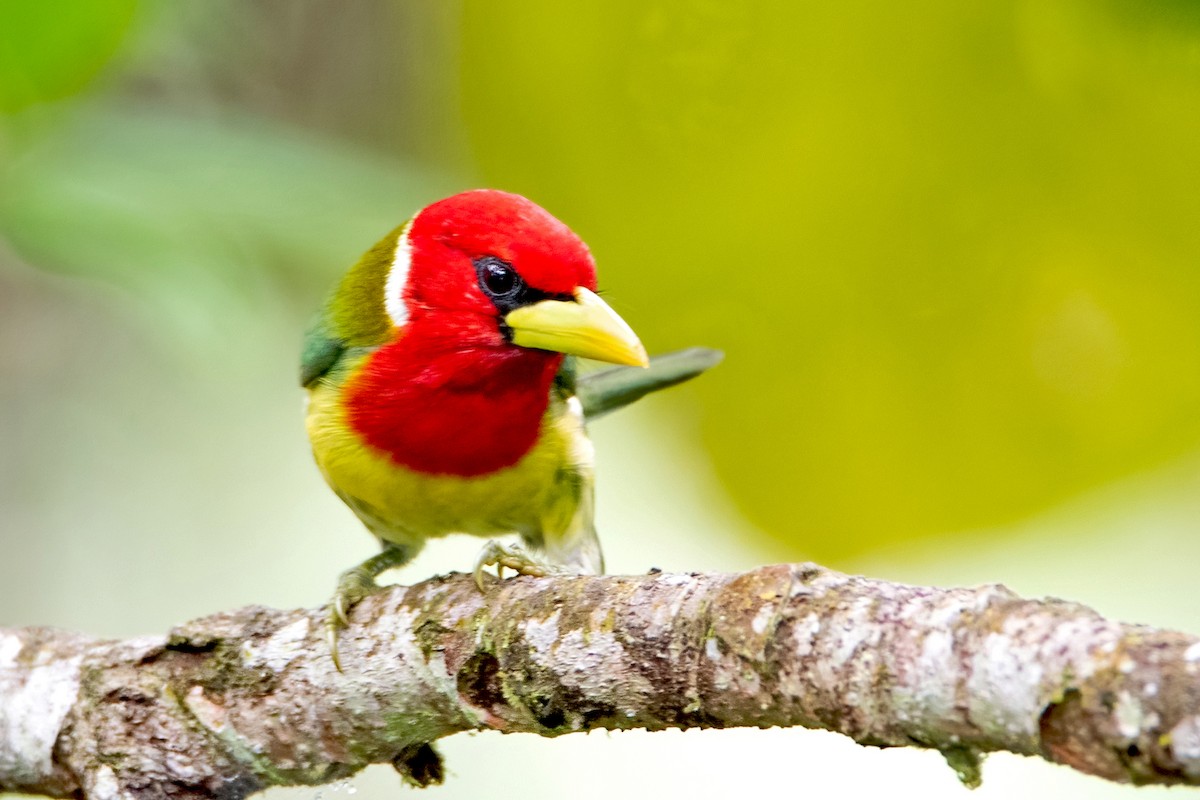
[3, 1, 1200, 797]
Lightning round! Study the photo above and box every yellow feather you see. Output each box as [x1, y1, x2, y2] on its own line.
[305, 362, 594, 557]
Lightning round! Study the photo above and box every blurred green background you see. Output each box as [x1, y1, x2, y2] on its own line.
[3, 1, 1200, 798]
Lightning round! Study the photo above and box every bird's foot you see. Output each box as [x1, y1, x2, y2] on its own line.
[326, 546, 411, 671]
[326, 566, 384, 673]
[472, 540, 564, 591]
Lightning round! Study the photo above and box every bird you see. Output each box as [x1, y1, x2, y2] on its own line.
[301, 189, 721, 666]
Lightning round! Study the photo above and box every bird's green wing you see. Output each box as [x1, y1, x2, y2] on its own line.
[575, 347, 723, 421]
[300, 315, 348, 388]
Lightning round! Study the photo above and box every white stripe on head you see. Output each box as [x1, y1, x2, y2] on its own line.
[384, 220, 415, 327]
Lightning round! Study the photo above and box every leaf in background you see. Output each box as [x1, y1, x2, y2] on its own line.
[0, 0, 138, 112]
[0, 105, 457, 346]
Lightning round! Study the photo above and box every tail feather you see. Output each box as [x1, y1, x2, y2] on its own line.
[577, 347, 723, 421]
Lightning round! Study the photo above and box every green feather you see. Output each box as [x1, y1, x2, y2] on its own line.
[300, 223, 407, 387]
[300, 318, 345, 388]
[576, 347, 723, 420]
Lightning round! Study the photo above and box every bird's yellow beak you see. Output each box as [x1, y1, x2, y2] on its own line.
[504, 287, 649, 367]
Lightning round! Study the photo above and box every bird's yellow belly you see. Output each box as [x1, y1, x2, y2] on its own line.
[305, 381, 588, 549]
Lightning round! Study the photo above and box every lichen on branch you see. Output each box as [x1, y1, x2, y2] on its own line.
[2, 563, 1199, 799]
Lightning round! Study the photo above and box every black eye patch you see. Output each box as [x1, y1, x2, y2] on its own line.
[473, 256, 573, 321]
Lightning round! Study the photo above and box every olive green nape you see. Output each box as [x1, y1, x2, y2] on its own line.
[328, 223, 409, 346]
[299, 222, 408, 387]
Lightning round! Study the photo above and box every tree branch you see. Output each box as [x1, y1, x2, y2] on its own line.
[3, 563, 1199, 798]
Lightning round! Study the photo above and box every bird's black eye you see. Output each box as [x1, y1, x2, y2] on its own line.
[475, 256, 522, 300]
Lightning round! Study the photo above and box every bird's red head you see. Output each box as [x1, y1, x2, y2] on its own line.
[346, 190, 646, 476]
[406, 189, 597, 319]
[380, 189, 645, 366]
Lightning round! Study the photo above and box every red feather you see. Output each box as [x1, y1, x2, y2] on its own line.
[344, 190, 592, 476]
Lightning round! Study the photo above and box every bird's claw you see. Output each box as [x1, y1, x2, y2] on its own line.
[333, 593, 350, 628]
[326, 565, 388, 672]
[325, 617, 345, 673]
[472, 540, 562, 591]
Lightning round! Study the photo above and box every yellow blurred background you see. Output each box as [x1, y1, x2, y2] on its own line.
[2, 1, 1200, 797]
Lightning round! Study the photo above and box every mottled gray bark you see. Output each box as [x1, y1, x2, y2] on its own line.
[2, 564, 1199, 799]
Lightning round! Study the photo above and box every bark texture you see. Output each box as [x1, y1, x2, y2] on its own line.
[2, 563, 1200, 798]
